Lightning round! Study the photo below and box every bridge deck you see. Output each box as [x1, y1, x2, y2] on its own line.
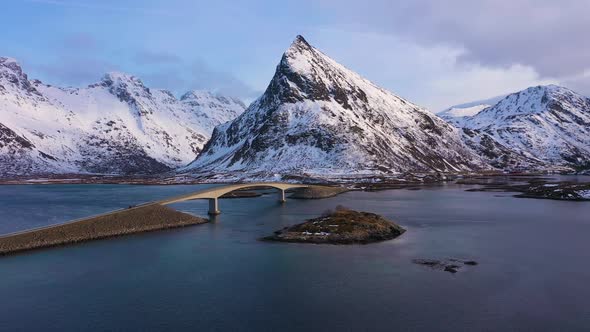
[158, 182, 309, 206]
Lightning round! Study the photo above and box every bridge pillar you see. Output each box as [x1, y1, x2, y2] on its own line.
[278, 189, 286, 203]
[208, 198, 220, 215]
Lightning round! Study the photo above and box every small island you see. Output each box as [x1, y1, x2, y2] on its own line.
[263, 206, 406, 244]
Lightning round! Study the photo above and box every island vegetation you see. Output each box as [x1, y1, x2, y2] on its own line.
[263, 206, 405, 244]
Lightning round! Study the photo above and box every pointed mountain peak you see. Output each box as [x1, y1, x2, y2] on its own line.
[283, 35, 318, 68]
[260, 34, 374, 110]
[294, 34, 307, 43]
[184, 35, 481, 177]
[290, 35, 311, 49]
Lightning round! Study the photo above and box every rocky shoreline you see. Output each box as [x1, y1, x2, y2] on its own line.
[461, 176, 590, 201]
[263, 206, 405, 244]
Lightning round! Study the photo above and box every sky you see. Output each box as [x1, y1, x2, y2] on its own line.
[2, 0, 589, 111]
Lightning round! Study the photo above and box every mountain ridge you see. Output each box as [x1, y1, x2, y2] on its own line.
[449, 84, 590, 171]
[0, 57, 245, 176]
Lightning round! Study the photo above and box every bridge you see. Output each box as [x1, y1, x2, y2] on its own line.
[158, 182, 310, 215]
[0, 182, 334, 255]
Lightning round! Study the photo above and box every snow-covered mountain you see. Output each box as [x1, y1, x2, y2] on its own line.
[0, 57, 245, 176]
[182, 36, 484, 179]
[438, 95, 506, 126]
[455, 85, 590, 171]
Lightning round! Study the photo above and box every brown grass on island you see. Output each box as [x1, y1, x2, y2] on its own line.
[220, 190, 262, 198]
[263, 205, 405, 244]
[289, 186, 349, 199]
[0, 204, 208, 255]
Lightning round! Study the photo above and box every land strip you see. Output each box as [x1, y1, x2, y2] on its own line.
[0, 204, 207, 255]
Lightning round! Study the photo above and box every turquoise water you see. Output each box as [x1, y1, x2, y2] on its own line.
[1, 183, 590, 331]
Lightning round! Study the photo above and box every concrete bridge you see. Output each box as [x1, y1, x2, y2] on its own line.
[158, 182, 310, 215]
[0, 182, 330, 255]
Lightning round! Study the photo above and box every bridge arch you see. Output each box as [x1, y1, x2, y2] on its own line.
[158, 182, 310, 215]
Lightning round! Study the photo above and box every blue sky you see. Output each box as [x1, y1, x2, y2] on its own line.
[3, 0, 589, 110]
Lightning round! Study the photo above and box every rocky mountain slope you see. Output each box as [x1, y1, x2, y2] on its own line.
[182, 36, 484, 179]
[0, 57, 245, 176]
[453, 85, 590, 171]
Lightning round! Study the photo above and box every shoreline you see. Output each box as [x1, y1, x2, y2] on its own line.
[0, 204, 208, 256]
[0, 171, 578, 186]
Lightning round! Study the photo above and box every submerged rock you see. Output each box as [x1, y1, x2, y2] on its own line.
[263, 206, 405, 244]
[413, 258, 479, 274]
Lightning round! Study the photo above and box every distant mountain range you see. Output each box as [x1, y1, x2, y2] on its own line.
[454, 85, 590, 171]
[1, 36, 589, 180]
[0, 57, 244, 176]
[181, 36, 484, 179]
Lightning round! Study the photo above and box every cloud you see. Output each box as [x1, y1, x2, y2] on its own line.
[134, 51, 183, 65]
[316, 0, 590, 79]
[427, 64, 556, 111]
[186, 60, 259, 98]
[24, 47, 257, 102]
[21, 0, 181, 16]
[32, 57, 118, 86]
[560, 70, 590, 97]
[26, 33, 113, 86]
[141, 60, 259, 100]
[62, 33, 99, 51]
[309, 29, 556, 110]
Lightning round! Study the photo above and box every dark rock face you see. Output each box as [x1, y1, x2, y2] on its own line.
[101, 73, 153, 116]
[185, 35, 483, 177]
[259, 35, 367, 110]
[0, 122, 34, 150]
[460, 128, 544, 170]
[0, 122, 51, 176]
[0, 57, 43, 98]
[77, 134, 171, 175]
